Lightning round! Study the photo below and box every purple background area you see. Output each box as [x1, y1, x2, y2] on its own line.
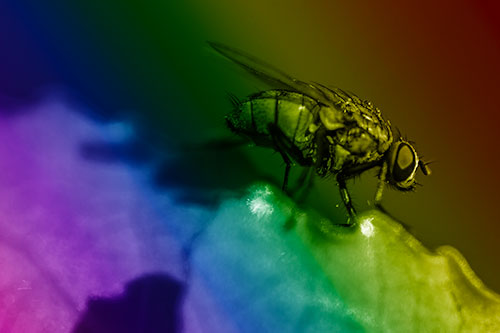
[0, 98, 231, 332]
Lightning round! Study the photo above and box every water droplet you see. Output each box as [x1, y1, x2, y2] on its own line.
[335, 204, 339, 208]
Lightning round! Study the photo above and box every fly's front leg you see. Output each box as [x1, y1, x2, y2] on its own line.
[336, 174, 356, 222]
[374, 161, 404, 223]
[374, 161, 388, 208]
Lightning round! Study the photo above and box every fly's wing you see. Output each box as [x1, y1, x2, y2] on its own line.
[209, 42, 335, 106]
[310, 81, 362, 105]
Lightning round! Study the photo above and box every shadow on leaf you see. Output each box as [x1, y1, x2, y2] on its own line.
[73, 273, 185, 333]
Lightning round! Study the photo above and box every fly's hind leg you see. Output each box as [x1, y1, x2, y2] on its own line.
[268, 125, 293, 193]
[280, 155, 292, 193]
[268, 124, 312, 194]
[336, 173, 357, 224]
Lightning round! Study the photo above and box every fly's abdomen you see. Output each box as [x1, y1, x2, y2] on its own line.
[226, 90, 318, 151]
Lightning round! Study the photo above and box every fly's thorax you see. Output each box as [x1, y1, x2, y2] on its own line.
[313, 95, 394, 173]
[320, 102, 392, 149]
[225, 90, 319, 150]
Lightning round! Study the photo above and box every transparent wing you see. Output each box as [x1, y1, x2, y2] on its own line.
[310, 81, 363, 105]
[209, 42, 338, 106]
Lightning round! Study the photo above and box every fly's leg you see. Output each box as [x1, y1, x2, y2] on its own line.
[336, 174, 356, 223]
[333, 161, 383, 223]
[268, 125, 293, 193]
[293, 167, 315, 203]
[374, 161, 388, 208]
[294, 167, 311, 190]
[268, 124, 312, 194]
[373, 162, 412, 230]
[281, 157, 292, 192]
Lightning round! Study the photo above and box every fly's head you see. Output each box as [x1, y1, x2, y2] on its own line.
[386, 138, 431, 191]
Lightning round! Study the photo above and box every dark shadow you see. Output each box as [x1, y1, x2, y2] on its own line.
[77, 134, 353, 221]
[78, 135, 279, 208]
[73, 273, 185, 333]
[78, 132, 363, 227]
[154, 143, 278, 207]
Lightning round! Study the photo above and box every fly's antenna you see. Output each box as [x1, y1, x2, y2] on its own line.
[226, 92, 241, 108]
[419, 159, 434, 176]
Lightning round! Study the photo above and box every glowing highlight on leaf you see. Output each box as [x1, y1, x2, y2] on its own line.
[360, 217, 375, 238]
[247, 186, 274, 218]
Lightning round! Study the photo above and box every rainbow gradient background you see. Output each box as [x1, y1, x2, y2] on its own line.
[1, 0, 500, 331]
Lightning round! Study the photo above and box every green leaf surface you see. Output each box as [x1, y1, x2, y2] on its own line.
[193, 183, 500, 332]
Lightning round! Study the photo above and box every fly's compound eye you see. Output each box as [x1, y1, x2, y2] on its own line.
[393, 143, 416, 182]
[388, 141, 419, 189]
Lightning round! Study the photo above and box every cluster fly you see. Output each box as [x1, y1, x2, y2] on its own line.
[210, 42, 431, 222]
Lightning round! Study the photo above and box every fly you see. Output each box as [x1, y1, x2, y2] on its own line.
[210, 42, 431, 222]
